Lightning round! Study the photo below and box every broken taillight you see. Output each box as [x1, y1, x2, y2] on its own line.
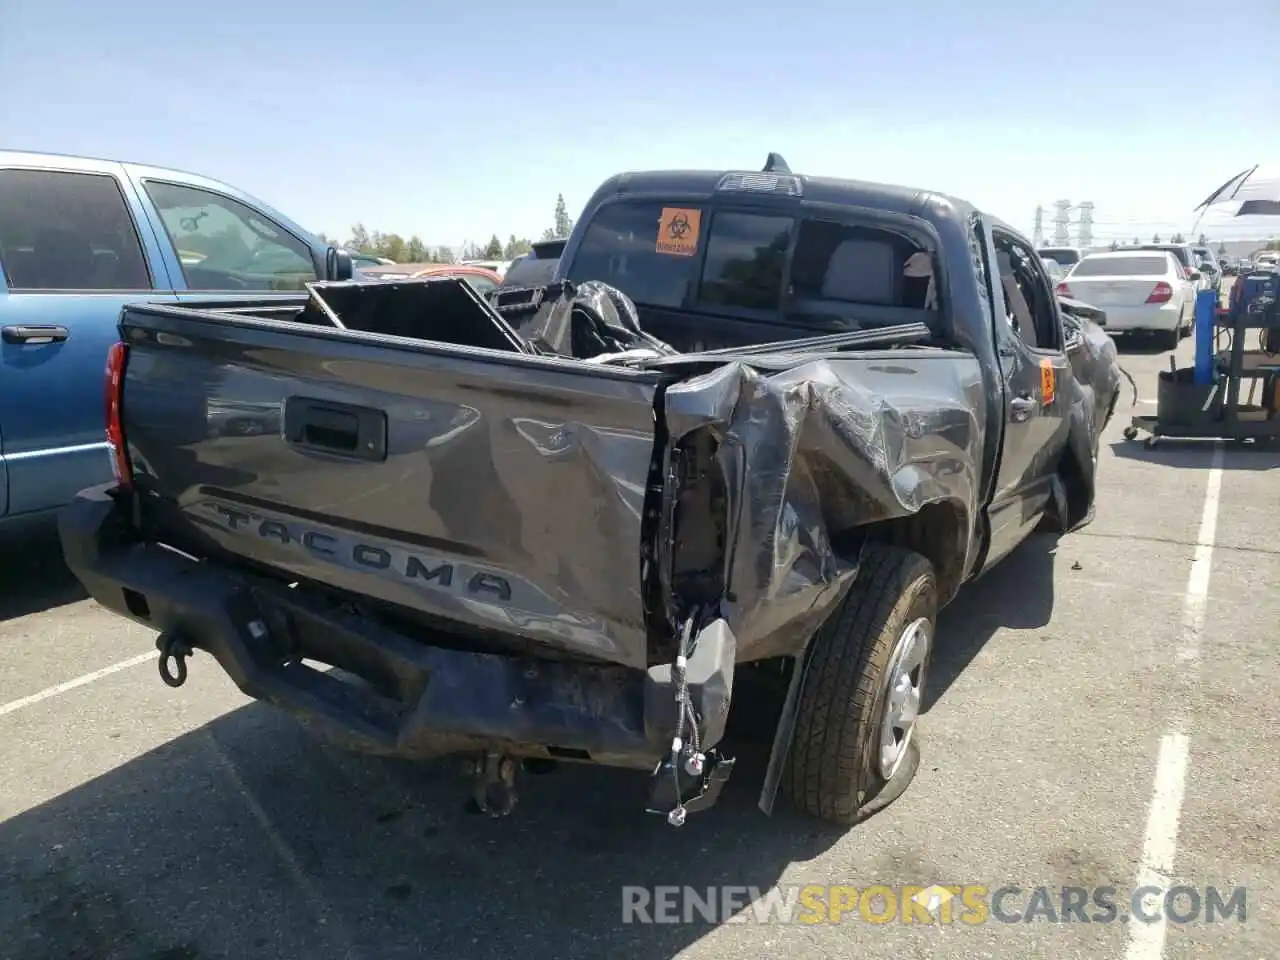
[104, 341, 133, 490]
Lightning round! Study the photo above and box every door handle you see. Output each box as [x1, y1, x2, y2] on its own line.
[283, 397, 387, 461]
[2, 324, 70, 344]
[1010, 394, 1036, 422]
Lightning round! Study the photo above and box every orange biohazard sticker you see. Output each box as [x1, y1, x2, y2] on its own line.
[1040, 359, 1056, 405]
[656, 207, 702, 257]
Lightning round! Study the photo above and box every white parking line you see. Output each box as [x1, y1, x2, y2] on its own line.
[0, 651, 154, 718]
[1124, 441, 1224, 960]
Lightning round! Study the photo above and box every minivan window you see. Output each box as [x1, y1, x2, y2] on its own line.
[144, 180, 318, 291]
[0, 169, 152, 291]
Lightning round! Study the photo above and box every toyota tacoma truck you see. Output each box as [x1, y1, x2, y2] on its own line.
[59, 155, 1121, 828]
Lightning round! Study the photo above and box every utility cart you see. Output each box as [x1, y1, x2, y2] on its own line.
[1124, 273, 1280, 447]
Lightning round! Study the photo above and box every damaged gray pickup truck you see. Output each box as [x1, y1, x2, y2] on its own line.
[60, 155, 1121, 829]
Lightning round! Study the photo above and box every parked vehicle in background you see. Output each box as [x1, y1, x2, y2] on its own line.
[352, 253, 394, 269]
[461, 259, 510, 278]
[1131, 242, 1209, 294]
[61, 157, 1120, 828]
[0, 150, 352, 532]
[411, 263, 502, 294]
[1041, 257, 1066, 284]
[1036, 246, 1085, 269]
[1058, 250, 1191, 347]
[499, 237, 567, 288]
[1191, 245, 1222, 290]
[1255, 252, 1279, 272]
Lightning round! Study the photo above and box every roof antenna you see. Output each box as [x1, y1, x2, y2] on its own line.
[763, 152, 790, 174]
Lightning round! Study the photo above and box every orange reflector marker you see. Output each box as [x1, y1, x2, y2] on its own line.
[1040, 359, 1056, 405]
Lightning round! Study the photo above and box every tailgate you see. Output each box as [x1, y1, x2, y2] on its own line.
[120, 305, 664, 668]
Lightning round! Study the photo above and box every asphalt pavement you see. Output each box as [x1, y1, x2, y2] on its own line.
[1, 300, 1277, 960]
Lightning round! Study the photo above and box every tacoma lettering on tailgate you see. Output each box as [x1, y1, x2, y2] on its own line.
[208, 503, 513, 601]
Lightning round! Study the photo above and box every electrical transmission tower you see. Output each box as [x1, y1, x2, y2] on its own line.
[1077, 201, 1095, 249]
[1052, 200, 1072, 245]
[1032, 205, 1045, 247]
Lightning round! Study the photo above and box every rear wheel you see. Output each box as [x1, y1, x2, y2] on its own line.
[782, 545, 936, 826]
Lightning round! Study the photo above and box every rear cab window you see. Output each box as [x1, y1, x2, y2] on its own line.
[563, 198, 940, 330]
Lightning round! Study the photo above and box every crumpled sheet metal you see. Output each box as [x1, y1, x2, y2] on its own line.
[663, 353, 986, 660]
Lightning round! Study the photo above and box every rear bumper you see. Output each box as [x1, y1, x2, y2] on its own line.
[59, 484, 736, 768]
[1097, 303, 1182, 333]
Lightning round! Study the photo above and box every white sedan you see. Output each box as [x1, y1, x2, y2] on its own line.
[1056, 251, 1193, 348]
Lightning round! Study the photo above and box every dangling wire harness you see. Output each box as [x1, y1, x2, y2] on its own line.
[665, 612, 707, 827]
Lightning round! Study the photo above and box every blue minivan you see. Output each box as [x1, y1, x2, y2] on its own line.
[0, 150, 353, 532]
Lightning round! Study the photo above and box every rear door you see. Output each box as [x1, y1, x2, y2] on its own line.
[0, 158, 178, 518]
[977, 221, 1071, 565]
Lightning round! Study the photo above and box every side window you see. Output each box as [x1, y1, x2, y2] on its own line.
[994, 235, 1061, 352]
[789, 219, 920, 310]
[0, 169, 152, 291]
[696, 211, 793, 311]
[143, 180, 317, 291]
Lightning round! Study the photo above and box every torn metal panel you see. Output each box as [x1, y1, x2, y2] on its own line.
[662, 350, 987, 660]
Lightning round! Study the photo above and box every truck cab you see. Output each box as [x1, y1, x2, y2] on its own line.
[0, 150, 352, 529]
[552, 162, 1097, 580]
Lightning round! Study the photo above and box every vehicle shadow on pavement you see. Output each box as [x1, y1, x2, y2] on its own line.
[0, 520, 88, 623]
[923, 532, 1058, 713]
[0, 698, 844, 960]
[1109, 335, 1176, 356]
[1108, 438, 1280, 471]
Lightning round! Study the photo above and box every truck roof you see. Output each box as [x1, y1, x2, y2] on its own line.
[581, 160, 1027, 245]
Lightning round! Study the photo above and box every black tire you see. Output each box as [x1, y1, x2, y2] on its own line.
[781, 545, 937, 826]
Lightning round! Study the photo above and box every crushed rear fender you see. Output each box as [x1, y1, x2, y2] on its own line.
[657, 350, 985, 662]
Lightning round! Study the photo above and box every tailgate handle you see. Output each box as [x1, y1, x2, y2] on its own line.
[284, 398, 387, 461]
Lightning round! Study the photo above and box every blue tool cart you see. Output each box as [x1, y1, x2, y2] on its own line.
[1124, 271, 1280, 447]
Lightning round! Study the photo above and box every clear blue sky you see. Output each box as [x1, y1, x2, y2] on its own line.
[2, 0, 1276, 248]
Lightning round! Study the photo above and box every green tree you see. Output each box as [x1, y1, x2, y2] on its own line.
[1132, 236, 1141, 245]
[1170, 232, 1184, 243]
[1197, 233, 1207, 246]
[348, 223, 371, 252]
[434, 245, 455, 263]
[1110, 241, 1119, 251]
[482, 234, 504, 259]
[503, 234, 532, 259]
[374, 233, 407, 262]
[406, 236, 428, 262]
[553, 194, 573, 238]
[1152, 233, 1162, 243]
[540, 227, 557, 241]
